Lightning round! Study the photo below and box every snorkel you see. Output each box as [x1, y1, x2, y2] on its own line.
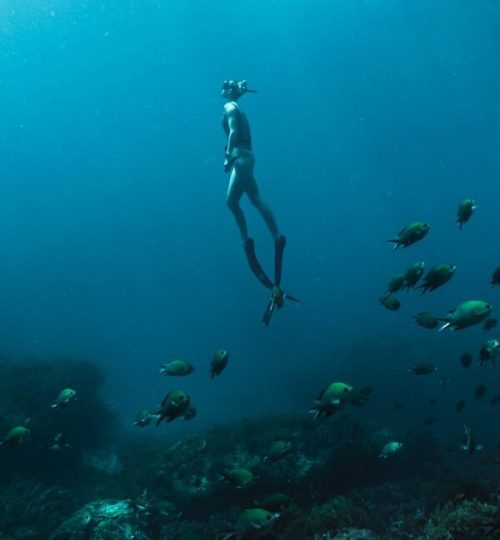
[221, 79, 257, 99]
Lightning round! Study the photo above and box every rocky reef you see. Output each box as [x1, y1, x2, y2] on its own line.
[0, 357, 499, 539]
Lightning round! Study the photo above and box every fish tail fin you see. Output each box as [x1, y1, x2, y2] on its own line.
[308, 407, 321, 421]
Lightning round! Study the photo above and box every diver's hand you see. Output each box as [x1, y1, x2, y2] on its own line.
[224, 153, 236, 172]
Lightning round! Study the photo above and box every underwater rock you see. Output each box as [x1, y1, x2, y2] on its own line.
[49, 500, 152, 540]
[332, 529, 378, 540]
[82, 450, 123, 475]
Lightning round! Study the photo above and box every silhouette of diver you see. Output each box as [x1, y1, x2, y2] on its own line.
[221, 80, 299, 325]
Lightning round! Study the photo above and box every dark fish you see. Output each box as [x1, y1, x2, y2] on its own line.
[387, 222, 430, 250]
[490, 267, 500, 288]
[413, 312, 439, 329]
[455, 399, 466, 413]
[350, 385, 373, 407]
[386, 273, 406, 294]
[483, 318, 497, 332]
[429, 397, 438, 406]
[254, 493, 293, 512]
[479, 339, 500, 366]
[210, 349, 229, 379]
[439, 300, 492, 331]
[416, 264, 456, 294]
[490, 394, 500, 405]
[475, 384, 487, 400]
[403, 261, 425, 290]
[456, 199, 476, 229]
[461, 424, 483, 455]
[424, 416, 436, 426]
[460, 353, 472, 369]
[379, 293, 400, 311]
[408, 362, 437, 375]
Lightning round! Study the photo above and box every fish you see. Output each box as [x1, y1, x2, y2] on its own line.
[456, 198, 476, 229]
[51, 388, 77, 409]
[134, 409, 153, 427]
[408, 362, 437, 375]
[403, 261, 425, 290]
[379, 293, 400, 311]
[460, 353, 472, 369]
[183, 405, 197, 421]
[379, 441, 403, 459]
[221, 508, 280, 540]
[455, 400, 466, 413]
[416, 264, 456, 294]
[0, 426, 31, 448]
[154, 389, 191, 425]
[475, 383, 487, 400]
[150, 498, 182, 519]
[159, 359, 194, 376]
[309, 382, 353, 420]
[218, 468, 255, 489]
[479, 339, 500, 366]
[50, 432, 71, 451]
[263, 440, 292, 463]
[210, 349, 229, 379]
[461, 425, 483, 455]
[413, 312, 439, 329]
[490, 267, 500, 287]
[439, 300, 493, 331]
[254, 493, 293, 512]
[490, 394, 500, 406]
[350, 385, 373, 407]
[483, 318, 497, 332]
[387, 222, 429, 250]
[386, 273, 406, 294]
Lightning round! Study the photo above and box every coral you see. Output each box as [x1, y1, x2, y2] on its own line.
[419, 499, 499, 540]
[0, 479, 75, 538]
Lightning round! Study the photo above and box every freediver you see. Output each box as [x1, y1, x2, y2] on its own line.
[221, 80, 298, 324]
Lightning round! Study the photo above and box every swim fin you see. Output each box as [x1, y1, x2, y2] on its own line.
[274, 235, 300, 303]
[243, 238, 273, 290]
[262, 296, 276, 326]
[274, 235, 286, 286]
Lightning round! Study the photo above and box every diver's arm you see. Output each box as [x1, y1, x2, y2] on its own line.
[223, 105, 239, 170]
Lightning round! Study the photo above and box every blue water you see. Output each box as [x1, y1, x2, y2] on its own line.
[1, 0, 499, 442]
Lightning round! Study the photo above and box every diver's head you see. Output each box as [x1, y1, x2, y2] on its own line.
[221, 79, 256, 100]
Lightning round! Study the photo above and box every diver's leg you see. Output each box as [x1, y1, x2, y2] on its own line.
[247, 179, 287, 286]
[228, 161, 273, 289]
[226, 169, 248, 242]
[246, 180, 280, 241]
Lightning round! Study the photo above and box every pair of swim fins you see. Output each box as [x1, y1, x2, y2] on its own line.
[244, 235, 299, 326]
